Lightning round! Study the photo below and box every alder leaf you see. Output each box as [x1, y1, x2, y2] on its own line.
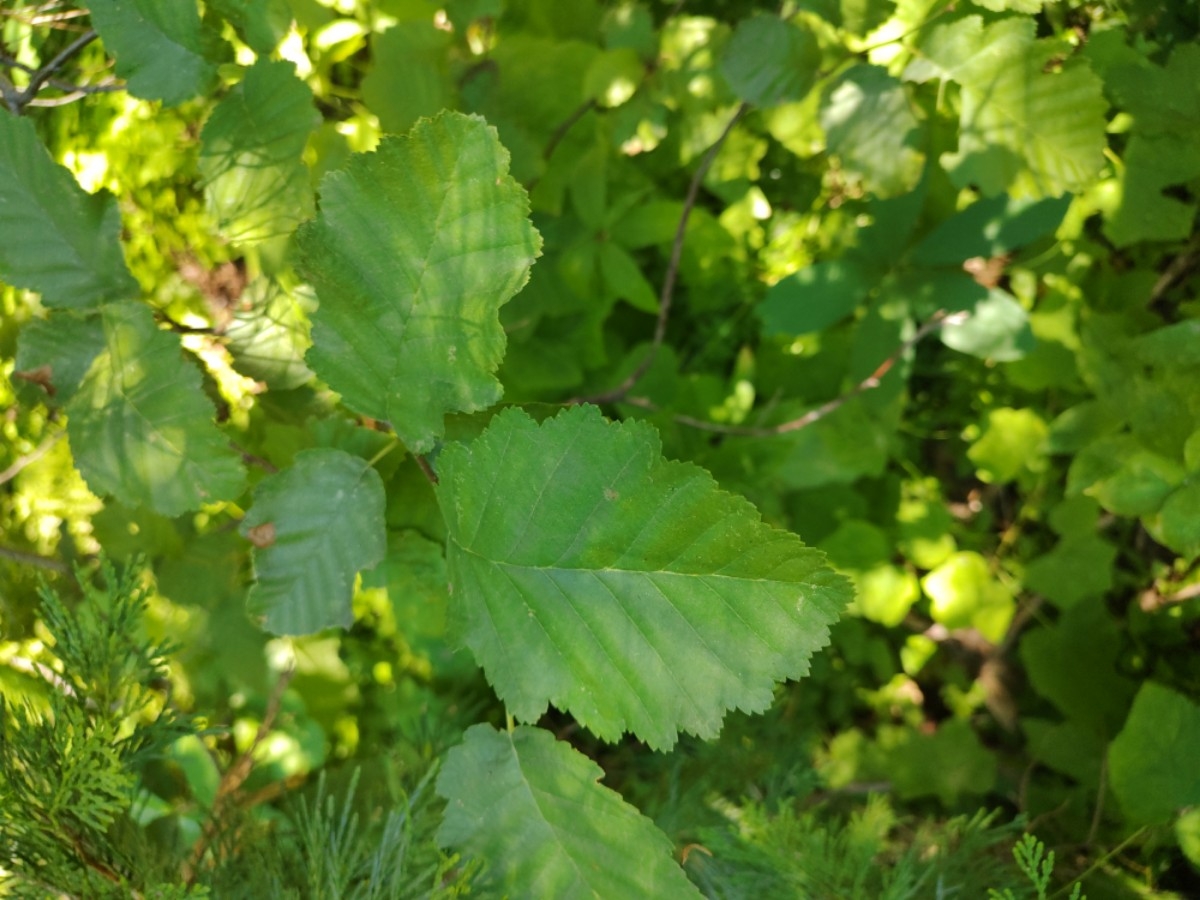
[436, 405, 850, 750]
[1109, 682, 1200, 824]
[437, 724, 703, 898]
[721, 14, 820, 107]
[199, 59, 319, 244]
[906, 16, 1105, 198]
[0, 112, 138, 309]
[297, 111, 541, 453]
[87, 0, 223, 106]
[241, 448, 386, 635]
[66, 302, 245, 516]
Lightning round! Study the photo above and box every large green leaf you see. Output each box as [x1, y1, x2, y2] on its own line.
[759, 260, 876, 336]
[437, 724, 702, 898]
[87, 0, 223, 106]
[297, 111, 542, 453]
[241, 448, 386, 635]
[1109, 682, 1200, 824]
[0, 113, 137, 309]
[66, 302, 245, 516]
[199, 59, 319, 244]
[906, 16, 1105, 198]
[436, 405, 850, 749]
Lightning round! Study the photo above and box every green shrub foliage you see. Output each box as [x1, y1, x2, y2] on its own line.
[1, 0, 1198, 896]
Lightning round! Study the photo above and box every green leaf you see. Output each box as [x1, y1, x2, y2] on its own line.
[87, 0, 223, 106]
[66, 302, 245, 516]
[297, 111, 542, 453]
[1157, 481, 1200, 558]
[223, 282, 314, 390]
[908, 17, 1106, 198]
[1019, 600, 1134, 736]
[206, 0, 293, 54]
[910, 194, 1070, 266]
[1109, 682, 1200, 824]
[14, 310, 106, 403]
[721, 15, 819, 107]
[361, 21, 456, 135]
[759, 261, 875, 336]
[966, 407, 1047, 484]
[939, 290, 1033, 361]
[922, 552, 1014, 642]
[436, 405, 850, 749]
[820, 65, 923, 198]
[0, 112, 137, 309]
[1024, 534, 1116, 608]
[199, 59, 319, 244]
[1103, 45, 1200, 246]
[437, 724, 702, 898]
[242, 448, 386, 635]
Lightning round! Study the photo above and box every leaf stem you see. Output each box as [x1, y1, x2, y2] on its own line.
[366, 438, 400, 469]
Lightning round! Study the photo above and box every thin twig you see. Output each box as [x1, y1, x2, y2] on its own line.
[415, 453, 439, 485]
[574, 101, 751, 405]
[623, 309, 964, 437]
[183, 665, 295, 884]
[230, 442, 278, 474]
[10, 28, 97, 112]
[542, 98, 596, 163]
[0, 431, 62, 485]
[0, 545, 70, 572]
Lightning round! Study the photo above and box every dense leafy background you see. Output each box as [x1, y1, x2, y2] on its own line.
[1, 0, 1199, 896]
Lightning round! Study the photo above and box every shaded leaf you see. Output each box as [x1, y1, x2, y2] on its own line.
[66, 302, 245, 516]
[0, 113, 137, 309]
[437, 724, 702, 898]
[87, 0, 223, 105]
[242, 448, 386, 635]
[721, 15, 819, 107]
[436, 405, 850, 749]
[1109, 682, 1200, 824]
[297, 112, 542, 453]
[759, 261, 875, 336]
[14, 311, 106, 403]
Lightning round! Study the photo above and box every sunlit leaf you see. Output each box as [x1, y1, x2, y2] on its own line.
[438, 724, 702, 898]
[436, 405, 850, 749]
[297, 112, 542, 453]
[66, 302, 245, 516]
[199, 59, 319, 244]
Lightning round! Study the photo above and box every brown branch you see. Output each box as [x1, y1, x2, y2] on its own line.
[574, 101, 752, 405]
[543, 98, 596, 164]
[623, 309, 964, 437]
[415, 453, 440, 485]
[183, 665, 295, 884]
[230, 442, 278, 474]
[0, 545, 70, 572]
[4, 28, 98, 113]
[0, 431, 62, 485]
